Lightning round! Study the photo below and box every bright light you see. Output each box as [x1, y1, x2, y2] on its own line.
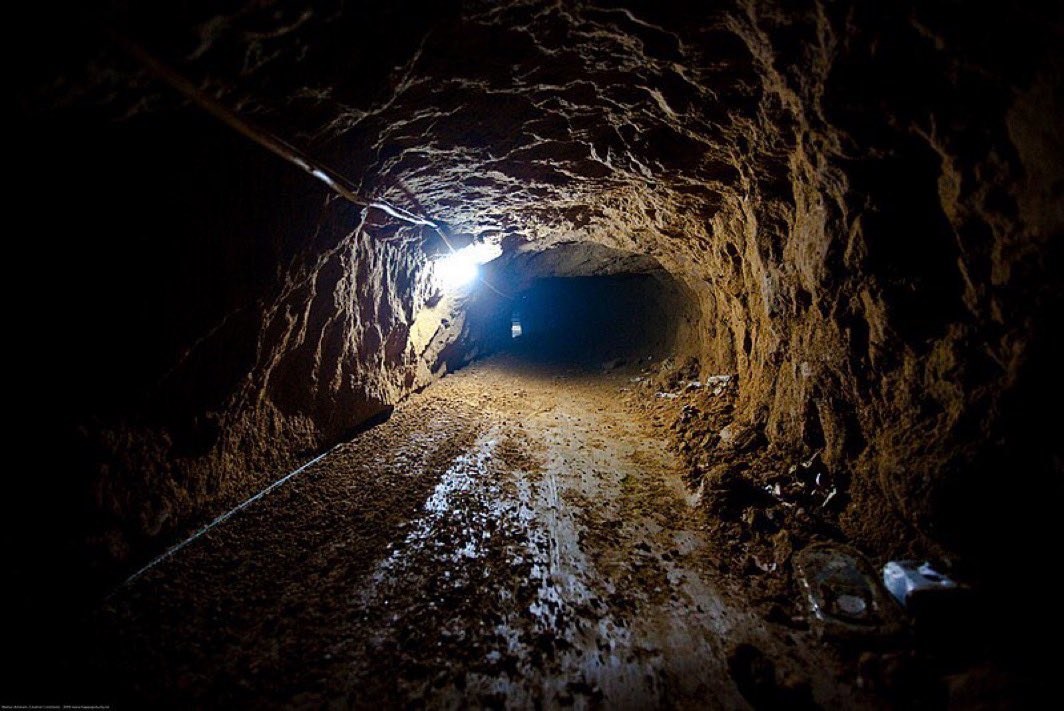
[435, 252, 478, 289]
[433, 242, 502, 291]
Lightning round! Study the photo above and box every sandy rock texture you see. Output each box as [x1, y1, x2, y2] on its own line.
[11, 0, 1063, 591]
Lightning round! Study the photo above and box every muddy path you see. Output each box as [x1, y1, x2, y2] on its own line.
[94, 352, 864, 708]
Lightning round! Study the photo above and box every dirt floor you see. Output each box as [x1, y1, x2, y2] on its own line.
[90, 347, 879, 709]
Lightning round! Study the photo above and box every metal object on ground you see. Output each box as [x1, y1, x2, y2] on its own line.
[882, 560, 959, 609]
[794, 543, 905, 639]
[882, 560, 974, 646]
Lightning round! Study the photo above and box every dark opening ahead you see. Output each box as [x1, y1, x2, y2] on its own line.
[503, 272, 693, 366]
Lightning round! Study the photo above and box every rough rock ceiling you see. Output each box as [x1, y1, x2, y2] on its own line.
[65, 1, 781, 257]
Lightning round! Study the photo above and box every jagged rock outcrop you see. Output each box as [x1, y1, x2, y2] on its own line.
[11, 0, 1062, 587]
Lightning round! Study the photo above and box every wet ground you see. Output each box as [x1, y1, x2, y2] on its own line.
[95, 349, 864, 708]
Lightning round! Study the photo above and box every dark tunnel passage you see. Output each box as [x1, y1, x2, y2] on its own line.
[6, 0, 1064, 708]
[509, 274, 689, 364]
[462, 241, 703, 371]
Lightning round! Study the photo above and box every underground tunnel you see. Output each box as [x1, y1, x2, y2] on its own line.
[5, 0, 1063, 708]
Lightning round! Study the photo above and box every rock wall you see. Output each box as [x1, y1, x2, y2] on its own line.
[11, 0, 1063, 590]
[81, 204, 460, 565]
[10, 104, 478, 589]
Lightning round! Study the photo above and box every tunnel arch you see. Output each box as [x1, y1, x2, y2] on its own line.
[8, 1, 1063, 705]
[453, 241, 705, 367]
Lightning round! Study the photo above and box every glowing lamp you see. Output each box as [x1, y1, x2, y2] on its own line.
[433, 242, 502, 291]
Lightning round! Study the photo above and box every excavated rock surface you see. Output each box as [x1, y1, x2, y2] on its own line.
[12, 0, 1063, 596]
